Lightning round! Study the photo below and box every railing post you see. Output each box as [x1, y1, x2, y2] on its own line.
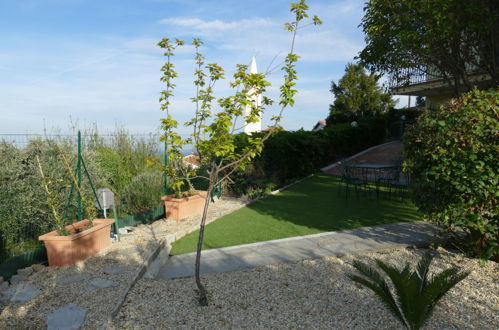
[163, 139, 169, 196]
[77, 131, 82, 222]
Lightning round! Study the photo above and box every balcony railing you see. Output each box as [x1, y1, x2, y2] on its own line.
[388, 68, 442, 89]
[389, 62, 485, 90]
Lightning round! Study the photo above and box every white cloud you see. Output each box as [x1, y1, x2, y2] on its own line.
[160, 17, 277, 34]
[159, 12, 363, 64]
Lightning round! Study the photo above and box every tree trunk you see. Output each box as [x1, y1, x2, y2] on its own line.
[194, 174, 215, 306]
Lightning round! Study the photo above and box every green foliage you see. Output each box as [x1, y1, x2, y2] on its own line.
[359, 0, 498, 94]
[228, 120, 386, 196]
[386, 108, 421, 123]
[0, 130, 165, 262]
[92, 129, 161, 204]
[0, 138, 107, 261]
[327, 63, 396, 124]
[122, 171, 164, 214]
[348, 252, 470, 330]
[404, 89, 498, 261]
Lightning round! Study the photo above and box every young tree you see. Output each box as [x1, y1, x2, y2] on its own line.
[158, 1, 321, 306]
[358, 0, 499, 96]
[327, 63, 396, 123]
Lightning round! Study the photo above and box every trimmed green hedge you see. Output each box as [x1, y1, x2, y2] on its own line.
[229, 119, 386, 196]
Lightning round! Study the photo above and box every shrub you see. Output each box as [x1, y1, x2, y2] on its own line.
[122, 170, 164, 214]
[404, 88, 498, 261]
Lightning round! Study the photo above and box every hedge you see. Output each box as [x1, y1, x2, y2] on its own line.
[229, 118, 386, 196]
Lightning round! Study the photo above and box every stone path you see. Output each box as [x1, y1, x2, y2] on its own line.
[157, 221, 438, 279]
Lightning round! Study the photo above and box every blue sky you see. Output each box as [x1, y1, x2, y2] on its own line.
[0, 0, 406, 135]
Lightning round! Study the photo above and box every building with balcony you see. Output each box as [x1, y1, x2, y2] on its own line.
[389, 67, 494, 109]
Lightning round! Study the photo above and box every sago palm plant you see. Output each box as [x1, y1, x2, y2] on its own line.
[348, 252, 470, 330]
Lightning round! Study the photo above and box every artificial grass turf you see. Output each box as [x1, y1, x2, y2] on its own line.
[170, 173, 420, 255]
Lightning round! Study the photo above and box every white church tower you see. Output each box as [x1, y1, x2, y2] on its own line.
[244, 56, 262, 135]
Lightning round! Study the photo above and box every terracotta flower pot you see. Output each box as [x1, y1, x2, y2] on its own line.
[161, 190, 207, 221]
[39, 218, 115, 266]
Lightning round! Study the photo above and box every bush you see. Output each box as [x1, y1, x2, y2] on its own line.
[404, 89, 498, 261]
[386, 108, 422, 123]
[122, 170, 164, 214]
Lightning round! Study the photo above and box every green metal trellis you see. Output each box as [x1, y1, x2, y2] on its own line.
[63, 131, 103, 222]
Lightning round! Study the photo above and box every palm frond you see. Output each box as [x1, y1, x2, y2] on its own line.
[375, 259, 418, 327]
[348, 260, 407, 327]
[415, 252, 433, 293]
[347, 252, 469, 330]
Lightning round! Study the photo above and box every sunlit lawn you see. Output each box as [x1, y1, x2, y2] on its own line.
[171, 173, 420, 255]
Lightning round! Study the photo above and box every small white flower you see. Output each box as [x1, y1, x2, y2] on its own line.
[401, 115, 406, 121]
[351, 121, 358, 127]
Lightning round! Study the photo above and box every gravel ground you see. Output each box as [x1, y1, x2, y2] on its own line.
[0, 198, 246, 329]
[112, 247, 499, 330]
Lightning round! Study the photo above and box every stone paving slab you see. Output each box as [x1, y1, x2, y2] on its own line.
[85, 279, 118, 292]
[1, 283, 42, 303]
[157, 221, 440, 279]
[47, 304, 87, 330]
[10, 283, 42, 303]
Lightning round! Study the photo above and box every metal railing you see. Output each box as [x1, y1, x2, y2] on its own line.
[389, 63, 486, 89]
[388, 68, 442, 89]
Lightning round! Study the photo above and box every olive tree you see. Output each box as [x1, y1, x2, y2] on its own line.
[158, 0, 321, 305]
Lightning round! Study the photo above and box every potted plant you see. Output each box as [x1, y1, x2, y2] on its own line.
[36, 145, 114, 267]
[161, 154, 207, 221]
[39, 218, 114, 267]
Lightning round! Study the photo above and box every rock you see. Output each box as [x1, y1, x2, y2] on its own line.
[103, 266, 131, 275]
[118, 227, 133, 235]
[32, 264, 46, 272]
[57, 273, 91, 286]
[9, 274, 28, 285]
[47, 304, 87, 330]
[10, 283, 42, 303]
[85, 279, 118, 292]
[17, 266, 34, 276]
[0, 285, 16, 303]
[0, 281, 9, 289]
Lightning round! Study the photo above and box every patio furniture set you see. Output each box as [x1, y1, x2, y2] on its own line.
[340, 163, 411, 200]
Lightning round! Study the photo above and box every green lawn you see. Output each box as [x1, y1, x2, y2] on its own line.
[170, 173, 420, 255]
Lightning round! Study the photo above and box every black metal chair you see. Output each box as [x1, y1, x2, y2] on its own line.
[376, 166, 401, 199]
[377, 166, 411, 200]
[341, 165, 369, 199]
